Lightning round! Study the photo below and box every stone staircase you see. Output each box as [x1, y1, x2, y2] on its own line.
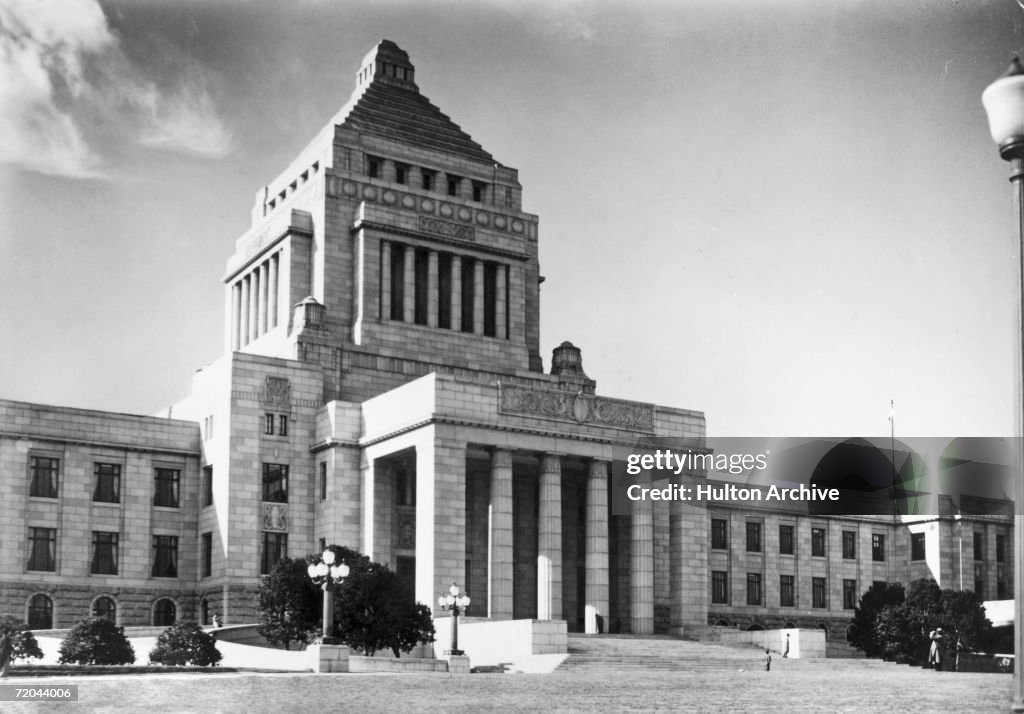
[556, 634, 911, 674]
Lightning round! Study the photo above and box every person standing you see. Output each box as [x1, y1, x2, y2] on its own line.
[782, 633, 790, 658]
[764, 649, 772, 672]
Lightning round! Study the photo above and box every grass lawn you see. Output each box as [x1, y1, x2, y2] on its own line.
[0, 663, 1011, 713]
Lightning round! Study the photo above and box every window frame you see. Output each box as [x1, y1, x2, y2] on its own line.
[746, 521, 762, 553]
[29, 455, 60, 499]
[911, 532, 926, 561]
[261, 532, 288, 575]
[27, 527, 56, 572]
[711, 518, 728, 550]
[93, 463, 121, 504]
[779, 524, 795, 556]
[711, 570, 729, 604]
[780, 574, 795, 607]
[262, 463, 289, 503]
[812, 577, 828, 609]
[843, 579, 857, 610]
[153, 468, 181, 508]
[90, 531, 119, 575]
[746, 573, 763, 606]
[811, 527, 826, 557]
[151, 535, 179, 578]
[842, 530, 856, 560]
[871, 533, 886, 562]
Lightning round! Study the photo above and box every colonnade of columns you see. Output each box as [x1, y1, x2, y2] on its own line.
[380, 240, 508, 338]
[231, 252, 281, 349]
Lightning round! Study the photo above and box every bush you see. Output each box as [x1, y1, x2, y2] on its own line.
[0, 615, 43, 663]
[58, 618, 135, 665]
[149, 621, 221, 666]
[257, 557, 321, 650]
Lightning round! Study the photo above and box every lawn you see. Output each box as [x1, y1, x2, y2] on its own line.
[0, 663, 1011, 713]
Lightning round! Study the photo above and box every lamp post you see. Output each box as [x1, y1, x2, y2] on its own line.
[307, 548, 349, 645]
[437, 582, 471, 656]
[982, 57, 1024, 712]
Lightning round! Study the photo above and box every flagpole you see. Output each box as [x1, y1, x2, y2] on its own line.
[889, 400, 897, 517]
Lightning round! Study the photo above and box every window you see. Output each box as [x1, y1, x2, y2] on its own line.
[262, 463, 289, 503]
[746, 522, 762, 553]
[779, 525, 794, 555]
[447, 175, 461, 196]
[396, 462, 416, 506]
[437, 253, 452, 329]
[421, 169, 435, 191]
[202, 532, 212, 578]
[29, 456, 59, 498]
[842, 531, 856, 560]
[460, 257, 475, 332]
[414, 248, 429, 325]
[812, 577, 827, 608]
[28, 527, 56, 571]
[843, 579, 857, 609]
[472, 181, 486, 202]
[811, 527, 826, 557]
[318, 537, 326, 553]
[153, 468, 180, 508]
[998, 566, 1008, 598]
[504, 186, 512, 208]
[390, 242, 405, 320]
[203, 414, 214, 440]
[91, 532, 118, 575]
[746, 573, 762, 606]
[261, 532, 288, 575]
[28, 594, 52, 629]
[780, 575, 795, 607]
[711, 571, 728, 604]
[975, 578, 985, 599]
[319, 462, 327, 501]
[483, 262, 497, 337]
[711, 519, 728, 550]
[872, 533, 886, 562]
[153, 599, 176, 626]
[265, 413, 275, 435]
[93, 596, 116, 622]
[911, 532, 926, 561]
[152, 535, 178, 578]
[974, 532, 985, 561]
[395, 163, 408, 185]
[202, 466, 213, 507]
[997, 534, 1007, 563]
[93, 463, 121, 503]
[278, 415, 288, 437]
[367, 156, 381, 179]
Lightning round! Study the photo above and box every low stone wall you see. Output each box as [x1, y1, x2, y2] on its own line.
[205, 624, 276, 648]
[432, 618, 567, 666]
[349, 656, 448, 673]
[701, 627, 826, 659]
[958, 653, 1012, 674]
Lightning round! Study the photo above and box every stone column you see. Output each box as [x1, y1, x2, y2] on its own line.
[473, 260, 485, 335]
[495, 264, 507, 339]
[231, 282, 242, 350]
[489, 449, 514, 620]
[427, 250, 439, 328]
[631, 467, 654, 634]
[258, 261, 269, 336]
[450, 255, 462, 332]
[380, 241, 392, 320]
[403, 245, 415, 323]
[537, 454, 562, 621]
[585, 459, 610, 634]
[269, 253, 279, 329]
[248, 271, 259, 344]
[239, 275, 250, 346]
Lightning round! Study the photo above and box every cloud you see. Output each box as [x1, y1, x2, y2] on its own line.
[0, 0, 232, 178]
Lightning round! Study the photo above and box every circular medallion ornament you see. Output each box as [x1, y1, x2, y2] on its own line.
[383, 190, 397, 205]
[495, 216, 507, 229]
[457, 207, 471, 222]
[571, 395, 590, 423]
[512, 219, 524, 233]
[421, 199, 435, 213]
[342, 181, 357, 196]
[440, 203, 453, 218]
[402, 195, 416, 209]
[363, 186, 377, 201]
[476, 212, 489, 226]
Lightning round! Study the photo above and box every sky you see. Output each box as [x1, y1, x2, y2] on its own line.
[1, 0, 1023, 439]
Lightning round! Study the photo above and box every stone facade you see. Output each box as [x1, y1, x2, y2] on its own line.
[0, 40, 1013, 643]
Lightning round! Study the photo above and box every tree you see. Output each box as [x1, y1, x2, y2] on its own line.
[149, 621, 221, 666]
[57, 618, 135, 665]
[333, 563, 435, 657]
[851, 578, 993, 668]
[257, 557, 321, 650]
[848, 581, 905, 657]
[0, 616, 43, 673]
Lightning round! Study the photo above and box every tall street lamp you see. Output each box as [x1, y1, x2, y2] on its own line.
[307, 548, 350, 645]
[982, 57, 1024, 712]
[438, 582, 471, 656]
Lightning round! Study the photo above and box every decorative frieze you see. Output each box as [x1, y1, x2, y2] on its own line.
[418, 215, 475, 241]
[499, 384, 655, 432]
[263, 503, 287, 531]
[263, 377, 291, 409]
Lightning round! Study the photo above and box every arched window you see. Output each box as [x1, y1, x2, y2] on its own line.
[746, 623, 765, 632]
[28, 593, 53, 629]
[200, 598, 210, 626]
[93, 596, 116, 623]
[153, 598, 177, 626]
[714, 619, 730, 627]
[818, 623, 829, 641]
[783, 621, 797, 629]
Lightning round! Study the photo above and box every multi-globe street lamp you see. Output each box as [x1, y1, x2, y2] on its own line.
[307, 548, 350, 645]
[982, 57, 1024, 712]
[437, 582, 471, 656]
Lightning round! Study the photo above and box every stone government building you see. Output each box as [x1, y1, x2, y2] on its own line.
[0, 41, 1012, 645]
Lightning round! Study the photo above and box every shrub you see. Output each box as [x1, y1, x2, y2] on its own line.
[257, 557, 320, 650]
[0, 615, 43, 663]
[149, 621, 221, 666]
[58, 618, 135, 665]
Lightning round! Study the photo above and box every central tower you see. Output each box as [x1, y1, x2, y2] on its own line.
[223, 39, 544, 404]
